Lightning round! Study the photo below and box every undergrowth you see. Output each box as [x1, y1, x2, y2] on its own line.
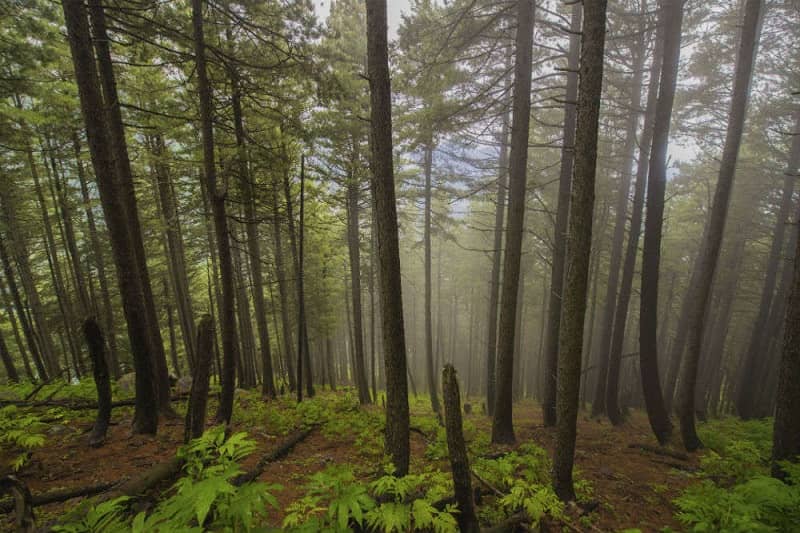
[675, 417, 800, 532]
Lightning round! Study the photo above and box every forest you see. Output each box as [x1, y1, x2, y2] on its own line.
[0, 0, 798, 530]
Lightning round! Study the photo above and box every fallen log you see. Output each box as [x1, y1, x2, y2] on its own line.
[628, 443, 689, 461]
[0, 481, 118, 514]
[233, 425, 317, 486]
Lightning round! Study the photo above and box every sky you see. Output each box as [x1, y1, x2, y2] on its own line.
[313, 0, 412, 39]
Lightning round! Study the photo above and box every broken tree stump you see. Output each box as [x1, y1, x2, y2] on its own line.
[441, 364, 479, 533]
[83, 318, 111, 448]
[184, 315, 214, 443]
[0, 476, 35, 532]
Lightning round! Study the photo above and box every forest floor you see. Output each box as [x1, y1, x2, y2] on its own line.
[1, 387, 710, 532]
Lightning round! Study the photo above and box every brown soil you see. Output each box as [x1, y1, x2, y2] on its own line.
[1, 394, 698, 532]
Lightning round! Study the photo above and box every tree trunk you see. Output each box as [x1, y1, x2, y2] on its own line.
[366, 0, 410, 476]
[62, 0, 158, 433]
[553, 0, 607, 502]
[441, 364, 479, 533]
[271, 174, 297, 391]
[151, 134, 196, 374]
[677, 0, 762, 451]
[74, 132, 120, 379]
[423, 140, 441, 415]
[347, 160, 371, 404]
[185, 316, 214, 442]
[591, 37, 645, 417]
[0, 325, 19, 383]
[639, 0, 684, 445]
[228, 64, 276, 398]
[738, 110, 800, 419]
[84, 319, 111, 447]
[190, 0, 238, 424]
[294, 156, 313, 400]
[542, 2, 581, 427]
[490, 0, 534, 446]
[0, 272, 33, 381]
[771, 199, 800, 480]
[485, 61, 511, 417]
[87, 0, 171, 411]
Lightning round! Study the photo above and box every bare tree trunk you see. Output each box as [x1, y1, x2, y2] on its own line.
[294, 157, 313, 400]
[87, 0, 170, 410]
[271, 174, 296, 391]
[0, 325, 19, 383]
[772, 200, 800, 480]
[228, 64, 276, 398]
[0, 272, 33, 380]
[62, 0, 158, 433]
[677, 0, 763, 451]
[423, 139, 441, 415]
[84, 319, 111, 447]
[738, 110, 800, 419]
[639, 0, 684, 445]
[190, 0, 238, 424]
[366, 0, 410, 476]
[591, 37, 645, 417]
[485, 71, 511, 417]
[151, 134, 196, 374]
[347, 145, 371, 404]
[491, 0, 534, 445]
[543, 2, 581, 427]
[553, 0, 607, 502]
[74, 132, 120, 379]
[185, 316, 214, 442]
[442, 365, 479, 533]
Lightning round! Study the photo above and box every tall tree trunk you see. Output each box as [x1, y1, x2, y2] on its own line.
[87, 0, 171, 410]
[639, 0, 684, 445]
[347, 151, 371, 405]
[423, 139, 441, 415]
[543, 2, 581, 427]
[553, 0, 607, 502]
[271, 174, 296, 391]
[0, 323, 19, 383]
[677, 0, 762, 451]
[294, 156, 313, 399]
[151, 134, 196, 374]
[74, 132, 120, 378]
[485, 54, 511, 417]
[62, 0, 158, 433]
[738, 110, 800, 419]
[366, 0, 410, 476]
[0, 233, 47, 380]
[491, 0, 534, 445]
[191, 0, 238, 424]
[771, 201, 800, 480]
[591, 39, 645, 417]
[0, 272, 33, 380]
[228, 64, 275, 398]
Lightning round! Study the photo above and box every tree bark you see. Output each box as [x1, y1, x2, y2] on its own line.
[87, 0, 171, 410]
[738, 110, 800, 419]
[772, 199, 800, 480]
[347, 149, 371, 405]
[62, 0, 158, 434]
[271, 173, 296, 391]
[677, 0, 763, 451]
[84, 318, 111, 447]
[366, 0, 410, 476]
[191, 0, 238, 425]
[423, 140, 441, 415]
[591, 36, 645, 417]
[543, 2, 581, 427]
[74, 132, 120, 379]
[491, 0, 534, 445]
[441, 364, 479, 533]
[0, 325, 19, 383]
[553, 0, 607, 502]
[185, 316, 213, 442]
[639, 0, 684, 445]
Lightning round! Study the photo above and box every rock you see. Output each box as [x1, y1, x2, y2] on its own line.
[47, 424, 69, 436]
[175, 376, 193, 395]
[116, 372, 136, 396]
